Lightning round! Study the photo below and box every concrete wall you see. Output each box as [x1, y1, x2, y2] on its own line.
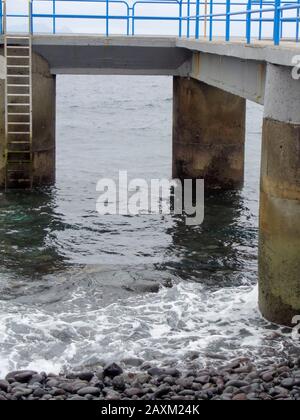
[173, 76, 246, 189]
[259, 64, 300, 325]
[0, 51, 56, 188]
[190, 52, 266, 105]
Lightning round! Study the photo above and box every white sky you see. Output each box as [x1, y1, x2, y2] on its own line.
[3, 0, 298, 39]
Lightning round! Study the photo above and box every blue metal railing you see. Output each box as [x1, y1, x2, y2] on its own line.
[0, 0, 299, 45]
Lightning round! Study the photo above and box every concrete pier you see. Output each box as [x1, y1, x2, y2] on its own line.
[172, 77, 246, 189]
[0, 35, 299, 325]
[259, 64, 300, 326]
[0, 51, 56, 188]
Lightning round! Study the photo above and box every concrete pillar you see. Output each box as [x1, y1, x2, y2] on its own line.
[259, 64, 300, 326]
[32, 52, 56, 186]
[172, 76, 246, 189]
[0, 49, 5, 185]
[0, 51, 56, 188]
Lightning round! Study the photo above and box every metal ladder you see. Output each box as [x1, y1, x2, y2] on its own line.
[3, 1, 33, 190]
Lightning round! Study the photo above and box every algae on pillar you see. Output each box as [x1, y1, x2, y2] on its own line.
[259, 64, 300, 325]
[172, 76, 246, 189]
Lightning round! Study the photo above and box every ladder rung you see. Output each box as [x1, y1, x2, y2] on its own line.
[8, 142, 31, 144]
[7, 65, 30, 68]
[5, 36, 30, 40]
[7, 150, 31, 153]
[7, 104, 30, 106]
[7, 56, 30, 59]
[8, 112, 30, 115]
[8, 133, 30, 135]
[7, 94, 30, 97]
[7, 46, 30, 49]
[7, 84, 30, 87]
[7, 75, 30, 78]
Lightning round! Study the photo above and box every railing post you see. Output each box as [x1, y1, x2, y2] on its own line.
[246, 0, 252, 44]
[225, 0, 230, 41]
[106, 0, 109, 36]
[2, 0, 6, 35]
[132, 5, 135, 36]
[259, 0, 263, 40]
[0, 0, 2, 35]
[297, 0, 300, 42]
[127, 6, 130, 36]
[53, 0, 56, 34]
[179, 0, 182, 37]
[29, 0, 33, 34]
[274, 0, 281, 45]
[209, 0, 213, 41]
[187, 0, 190, 38]
[195, 0, 200, 39]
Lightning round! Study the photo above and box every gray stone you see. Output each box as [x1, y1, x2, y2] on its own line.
[261, 372, 275, 382]
[226, 380, 249, 388]
[47, 379, 59, 388]
[0, 380, 9, 392]
[176, 377, 194, 389]
[153, 385, 171, 399]
[78, 371, 94, 382]
[164, 368, 181, 378]
[70, 381, 89, 393]
[33, 388, 45, 397]
[163, 376, 176, 385]
[59, 382, 74, 393]
[6, 370, 37, 383]
[77, 387, 101, 397]
[51, 388, 66, 396]
[178, 390, 195, 396]
[281, 378, 294, 389]
[112, 375, 126, 391]
[232, 393, 247, 400]
[148, 367, 165, 377]
[103, 363, 123, 379]
[196, 375, 210, 384]
[124, 387, 145, 397]
[13, 387, 33, 398]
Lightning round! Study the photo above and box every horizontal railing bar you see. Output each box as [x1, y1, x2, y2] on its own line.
[0, 1, 299, 45]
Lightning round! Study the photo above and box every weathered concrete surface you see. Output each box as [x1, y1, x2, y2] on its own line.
[0, 51, 56, 188]
[32, 53, 56, 186]
[177, 37, 300, 67]
[0, 48, 5, 187]
[259, 64, 300, 325]
[27, 36, 192, 76]
[0, 35, 298, 104]
[190, 52, 266, 104]
[173, 77, 246, 189]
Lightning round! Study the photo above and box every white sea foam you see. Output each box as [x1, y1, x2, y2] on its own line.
[0, 281, 297, 378]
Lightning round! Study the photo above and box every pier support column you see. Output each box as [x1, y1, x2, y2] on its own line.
[32, 53, 56, 186]
[0, 51, 56, 188]
[172, 77, 246, 189]
[259, 64, 300, 325]
[0, 49, 5, 185]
